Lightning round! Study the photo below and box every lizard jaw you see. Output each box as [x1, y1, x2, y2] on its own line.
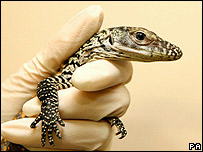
[108, 42, 183, 62]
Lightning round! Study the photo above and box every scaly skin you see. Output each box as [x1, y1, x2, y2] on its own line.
[29, 26, 183, 146]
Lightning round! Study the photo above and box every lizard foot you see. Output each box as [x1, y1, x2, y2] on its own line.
[30, 107, 65, 146]
[103, 117, 127, 139]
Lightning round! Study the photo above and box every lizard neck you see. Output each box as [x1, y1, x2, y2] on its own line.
[57, 29, 111, 76]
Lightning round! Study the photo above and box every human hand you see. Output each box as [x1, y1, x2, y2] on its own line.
[1, 5, 132, 151]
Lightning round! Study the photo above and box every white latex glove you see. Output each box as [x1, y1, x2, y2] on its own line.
[1, 5, 133, 151]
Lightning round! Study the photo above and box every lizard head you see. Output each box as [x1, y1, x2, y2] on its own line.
[107, 26, 183, 62]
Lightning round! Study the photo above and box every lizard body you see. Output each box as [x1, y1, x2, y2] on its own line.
[25, 26, 183, 147]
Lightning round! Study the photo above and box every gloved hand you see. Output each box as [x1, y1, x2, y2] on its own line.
[1, 5, 133, 151]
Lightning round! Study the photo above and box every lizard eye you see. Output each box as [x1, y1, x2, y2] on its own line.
[135, 32, 146, 40]
[130, 30, 153, 45]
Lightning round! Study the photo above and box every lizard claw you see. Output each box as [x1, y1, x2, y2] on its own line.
[103, 117, 127, 139]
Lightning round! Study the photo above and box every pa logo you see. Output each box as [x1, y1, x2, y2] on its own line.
[189, 143, 201, 150]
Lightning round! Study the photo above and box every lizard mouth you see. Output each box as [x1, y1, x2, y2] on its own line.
[109, 42, 183, 62]
[109, 44, 157, 62]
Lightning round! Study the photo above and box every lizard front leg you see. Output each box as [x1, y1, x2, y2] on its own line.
[30, 78, 65, 147]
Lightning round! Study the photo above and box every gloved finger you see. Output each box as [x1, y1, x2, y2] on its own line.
[1, 118, 113, 151]
[36, 5, 103, 75]
[1, 5, 104, 124]
[23, 85, 130, 121]
[72, 60, 133, 91]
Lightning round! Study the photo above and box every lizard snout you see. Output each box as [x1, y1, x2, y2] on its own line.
[159, 40, 183, 61]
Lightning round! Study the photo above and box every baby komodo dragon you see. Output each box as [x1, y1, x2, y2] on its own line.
[30, 26, 183, 146]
